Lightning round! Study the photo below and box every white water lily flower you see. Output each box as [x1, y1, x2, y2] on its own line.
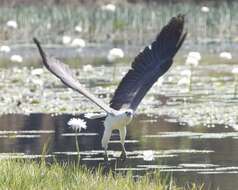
[67, 118, 87, 132]
[185, 56, 199, 66]
[71, 38, 86, 48]
[46, 23, 51, 30]
[6, 20, 18, 29]
[10, 55, 23, 63]
[232, 68, 238, 74]
[31, 78, 43, 86]
[143, 150, 155, 161]
[101, 4, 116, 12]
[31, 68, 44, 76]
[180, 69, 191, 77]
[0, 45, 11, 53]
[188, 51, 201, 61]
[107, 48, 124, 62]
[75, 25, 82, 33]
[62, 36, 71, 45]
[201, 6, 210, 13]
[185, 51, 201, 67]
[219, 52, 232, 60]
[83, 64, 93, 72]
[177, 77, 190, 86]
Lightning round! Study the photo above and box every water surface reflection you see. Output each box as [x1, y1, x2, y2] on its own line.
[0, 113, 238, 189]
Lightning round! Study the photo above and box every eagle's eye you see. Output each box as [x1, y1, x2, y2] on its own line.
[125, 111, 132, 117]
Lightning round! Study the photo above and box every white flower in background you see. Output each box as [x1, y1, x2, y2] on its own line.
[107, 48, 124, 62]
[62, 36, 71, 45]
[180, 69, 191, 77]
[10, 55, 23, 63]
[75, 25, 82, 33]
[143, 150, 155, 161]
[185, 56, 199, 66]
[177, 77, 190, 86]
[232, 68, 238, 75]
[83, 64, 93, 72]
[31, 68, 44, 76]
[188, 51, 201, 61]
[71, 38, 86, 48]
[201, 6, 210, 13]
[0, 45, 11, 53]
[219, 52, 232, 60]
[6, 20, 18, 29]
[185, 51, 201, 67]
[101, 4, 116, 12]
[46, 23, 51, 30]
[31, 78, 43, 86]
[67, 118, 87, 132]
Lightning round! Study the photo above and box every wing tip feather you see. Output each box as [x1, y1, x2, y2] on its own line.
[33, 37, 49, 70]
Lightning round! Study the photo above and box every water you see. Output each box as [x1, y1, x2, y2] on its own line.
[0, 113, 238, 189]
[0, 54, 238, 189]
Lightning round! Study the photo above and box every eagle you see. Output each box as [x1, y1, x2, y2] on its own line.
[33, 14, 186, 162]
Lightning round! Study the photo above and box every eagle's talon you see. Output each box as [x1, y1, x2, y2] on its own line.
[104, 154, 109, 162]
[120, 151, 127, 162]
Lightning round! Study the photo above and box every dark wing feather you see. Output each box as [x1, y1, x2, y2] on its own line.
[33, 38, 115, 114]
[110, 14, 186, 110]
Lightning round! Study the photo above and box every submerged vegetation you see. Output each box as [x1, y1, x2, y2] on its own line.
[0, 159, 203, 190]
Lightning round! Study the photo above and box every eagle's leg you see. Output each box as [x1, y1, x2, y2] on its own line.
[104, 149, 108, 162]
[119, 127, 127, 161]
[101, 127, 112, 162]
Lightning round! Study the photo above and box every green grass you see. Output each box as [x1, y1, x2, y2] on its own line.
[0, 159, 203, 190]
[0, 2, 237, 45]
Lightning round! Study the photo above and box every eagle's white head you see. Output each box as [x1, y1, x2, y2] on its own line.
[116, 109, 134, 127]
[104, 109, 134, 130]
[123, 109, 134, 120]
[124, 109, 133, 116]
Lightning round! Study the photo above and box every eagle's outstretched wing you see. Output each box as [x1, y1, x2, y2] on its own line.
[33, 38, 116, 115]
[110, 14, 186, 111]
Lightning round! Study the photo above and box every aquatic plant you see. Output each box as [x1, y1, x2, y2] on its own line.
[0, 45, 11, 53]
[232, 67, 238, 98]
[107, 48, 124, 62]
[219, 52, 232, 60]
[6, 20, 18, 29]
[62, 35, 71, 45]
[101, 3, 116, 12]
[0, 2, 237, 45]
[75, 25, 82, 33]
[10, 54, 23, 63]
[71, 38, 86, 48]
[201, 6, 210, 13]
[185, 51, 201, 91]
[68, 117, 87, 132]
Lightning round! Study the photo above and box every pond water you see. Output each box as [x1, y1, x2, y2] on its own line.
[0, 53, 238, 189]
[0, 113, 238, 189]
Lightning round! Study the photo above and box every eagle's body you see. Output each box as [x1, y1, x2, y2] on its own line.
[102, 109, 133, 160]
[33, 14, 186, 162]
[104, 110, 133, 131]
